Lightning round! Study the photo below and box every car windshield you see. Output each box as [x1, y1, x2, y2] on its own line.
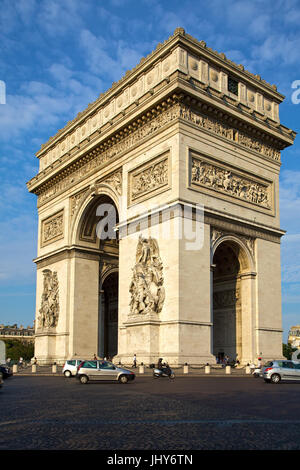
[264, 361, 273, 367]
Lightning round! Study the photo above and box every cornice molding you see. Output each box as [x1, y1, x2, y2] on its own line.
[29, 28, 296, 182]
[28, 91, 292, 208]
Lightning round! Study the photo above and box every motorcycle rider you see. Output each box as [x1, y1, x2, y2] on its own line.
[157, 357, 172, 376]
[154, 357, 174, 379]
[163, 362, 171, 376]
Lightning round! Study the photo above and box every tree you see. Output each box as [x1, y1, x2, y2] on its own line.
[4, 339, 34, 362]
[283, 343, 297, 360]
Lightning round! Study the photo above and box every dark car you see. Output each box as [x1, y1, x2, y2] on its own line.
[0, 365, 13, 379]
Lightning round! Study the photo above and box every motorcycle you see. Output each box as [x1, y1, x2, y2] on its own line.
[252, 367, 262, 378]
[153, 364, 175, 379]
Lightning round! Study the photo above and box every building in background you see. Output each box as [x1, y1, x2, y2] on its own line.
[0, 324, 35, 343]
[288, 326, 300, 348]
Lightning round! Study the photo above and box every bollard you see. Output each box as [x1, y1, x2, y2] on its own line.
[225, 365, 231, 374]
[32, 364, 37, 373]
[139, 363, 145, 374]
[13, 364, 18, 373]
[245, 364, 251, 375]
[183, 363, 189, 374]
[52, 363, 57, 374]
[205, 364, 211, 374]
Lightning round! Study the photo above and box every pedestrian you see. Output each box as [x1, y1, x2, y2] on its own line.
[19, 357, 23, 368]
[93, 354, 97, 360]
[33, 357, 37, 365]
[132, 354, 137, 368]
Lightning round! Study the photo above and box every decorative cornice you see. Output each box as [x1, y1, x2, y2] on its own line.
[28, 92, 292, 208]
[29, 27, 296, 184]
[205, 210, 284, 244]
[32, 95, 182, 206]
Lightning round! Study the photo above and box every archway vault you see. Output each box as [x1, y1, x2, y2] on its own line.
[72, 191, 120, 359]
[70, 182, 121, 248]
[211, 231, 257, 364]
[211, 233, 256, 274]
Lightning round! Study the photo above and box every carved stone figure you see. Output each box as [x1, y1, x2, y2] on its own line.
[42, 212, 64, 245]
[38, 269, 59, 329]
[131, 158, 168, 201]
[129, 236, 165, 315]
[102, 170, 122, 195]
[191, 157, 270, 208]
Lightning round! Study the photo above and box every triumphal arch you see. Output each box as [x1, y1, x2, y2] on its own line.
[27, 29, 295, 365]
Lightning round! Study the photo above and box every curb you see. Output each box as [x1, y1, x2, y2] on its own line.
[13, 373, 254, 378]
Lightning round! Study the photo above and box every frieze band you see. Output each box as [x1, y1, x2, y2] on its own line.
[36, 97, 281, 207]
[190, 154, 272, 210]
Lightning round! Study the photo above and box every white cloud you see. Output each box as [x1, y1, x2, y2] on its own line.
[79, 29, 146, 83]
[0, 71, 101, 141]
[251, 34, 300, 66]
[36, 0, 86, 37]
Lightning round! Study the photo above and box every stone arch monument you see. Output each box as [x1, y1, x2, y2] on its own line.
[27, 28, 296, 365]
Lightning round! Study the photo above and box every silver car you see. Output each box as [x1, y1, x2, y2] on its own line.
[62, 359, 83, 377]
[76, 360, 135, 384]
[262, 360, 300, 384]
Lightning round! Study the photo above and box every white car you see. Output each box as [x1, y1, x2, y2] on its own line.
[62, 359, 83, 377]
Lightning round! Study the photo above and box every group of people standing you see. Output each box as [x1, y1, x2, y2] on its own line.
[216, 355, 241, 367]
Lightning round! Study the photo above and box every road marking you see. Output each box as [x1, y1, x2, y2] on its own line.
[1, 418, 300, 426]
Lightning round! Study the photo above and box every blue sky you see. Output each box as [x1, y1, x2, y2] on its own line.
[0, 0, 299, 341]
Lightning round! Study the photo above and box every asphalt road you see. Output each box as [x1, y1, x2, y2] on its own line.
[1, 375, 300, 451]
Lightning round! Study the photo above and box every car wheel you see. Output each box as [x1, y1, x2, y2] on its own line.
[79, 375, 89, 384]
[64, 370, 72, 378]
[119, 375, 128, 384]
[270, 374, 281, 384]
[253, 373, 259, 378]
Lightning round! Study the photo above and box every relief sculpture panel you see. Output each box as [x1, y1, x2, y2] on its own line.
[128, 153, 170, 205]
[129, 235, 165, 315]
[41, 210, 64, 247]
[38, 269, 59, 330]
[190, 153, 272, 211]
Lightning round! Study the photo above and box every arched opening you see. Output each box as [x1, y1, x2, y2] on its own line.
[101, 271, 119, 359]
[75, 193, 119, 360]
[212, 241, 242, 363]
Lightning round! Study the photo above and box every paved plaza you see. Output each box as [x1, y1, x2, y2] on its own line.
[1, 375, 300, 451]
